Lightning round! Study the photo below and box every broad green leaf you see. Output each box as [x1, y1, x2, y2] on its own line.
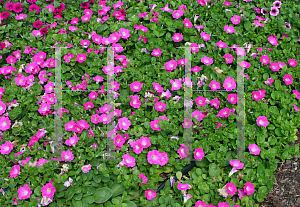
[110, 182, 125, 197]
[93, 187, 113, 203]
[208, 163, 220, 177]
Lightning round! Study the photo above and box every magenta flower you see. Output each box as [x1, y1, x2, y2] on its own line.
[130, 81, 143, 92]
[239, 61, 251, 69]
[177, 182, 191, 190]
[18, 184, 32, 200]
[270, 7, 279, 16]
[172, 10, 184, 19]
[140, 136, 151, 148]
[41, 182, 56, 198]
[224, 1, 231, 6]
[151, 48, 162, 57]
[283, 74, 293, 85]
[195, 96, 207, 106]
[164, 59, 178, 72]
[147, 150, 162, 164]
[218, 202, 230, 207]
[0, 141, 13, 155]
[244, 182, 255, 195]
[227, 94, 238, 104]
[178, 58, 187, 65]
[155, 101, 166, 112]
[194, 148, 205, 161]
[145, 188, 156, 200]
[65, 134, 79, 146]
[288, 59, 297, 67]
[150, 119, 161, 131]
[249, 144, 261, 155]
[293, 90, 300, 99]
[270, 62, 280, 71]
[201, 56, 213, 65]
[61, 150, 74, 162]
[138, 173, 148, 186]
[118, 117, 131, 130]
[223, 53, 234, 64]
[195, 200, 207, 207]
[256, 116, 269, 127]
[192, 110, 206, 122]
[81, 164, 92, 173]
[183, 18, 192, 28]
[76, 53, 87, 63]
[223, 77, 236, 90]
[216, 40, 227, 48]
[177, 144, 189, 159]
[224, 25, 235, 33]
[9, 165, 20, 178]
[119, 28, 130, 40]
[260, 55, 270, 65]
[226, 183, 237, 195]
[293, 105, 299, 112]
[130, 139, 143, 154]
[268, 34, 278, 45]
[129, 95, 142, 109]
[172, 33, 183, 42]
[6, 55, 17, 64]
[190, 43, 199, 53]
[191, 66, 202, 72]
[217, 107, 231, 118]
[231, 15, 241, 25]
[210, 98, 220, 109]
[238, 189, 246, 200]
[182, 118, 193, 128]
[122, 153, 136, 168]
[114, 134, 126, 147]
[170, 79, 182, 91]
[200, 32, 210, 41]
[0, 116, 11, 131]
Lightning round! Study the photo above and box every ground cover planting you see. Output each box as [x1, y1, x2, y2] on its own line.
[0, 0, 300, 207]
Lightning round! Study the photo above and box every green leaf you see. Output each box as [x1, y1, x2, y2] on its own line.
[176, 171, 182, 180]
[244, 20, 251, 31]
[90, 158, 99, 167]
[73, 193, 83, 200]
[110, 182, 125, 197]
[72, 199, 82, 207]
[208, 163, 220, 177]
[93, 187, 113, 203]
[82, 196, 94, 204]
[93, 174, 101, 183]
[34, 186, 41, 196]
[123, 201, 137, 207]
[66, 187, 75, 201]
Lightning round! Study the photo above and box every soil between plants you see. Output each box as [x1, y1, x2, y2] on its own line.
[257, 129, 300, 207]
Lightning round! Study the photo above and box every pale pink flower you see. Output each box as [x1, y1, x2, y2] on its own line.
[81, 164, 92, 173]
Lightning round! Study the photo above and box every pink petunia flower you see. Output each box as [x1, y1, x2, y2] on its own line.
[150, 119, 161, 131]
[283, 74, 293, 85]
[227, 94, 238, 104]
[118, 117, 131, 130]
[151, 48, 162, 57]
[122, 153, 136, 167]
[223, 77, 236, 90]
[18, 184, 32, 200]
[201, 56, 213, 65]
[244, 182, 255, 195]
[138, 173, 148, 186]
[177, 144, 189, 159]
[223, 53, 234, 64]
[41, 182, 56, 198]
[231, 15, 241, 25]
[9, 165, 20, 178]
[81, 164, 92, 173]
[155, 101, 166, 112]
[194, 148, 205, 161]
[249, 144, 261, 155]
[256, 116, 269, 127]
[145, 188, 156, 200]
[177, 182, 191, 190]
[224, 25, 235, 33]
[172, 10, 184, 19]
[288, 59, 297, 67]
[61, 150, 74, 162]
[183, 18, 192, 28]
[0, 141, 13, 154]
[226, 183, 237, 195]
[172, 33, 183, 42]
[164, 59, 178, 72]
